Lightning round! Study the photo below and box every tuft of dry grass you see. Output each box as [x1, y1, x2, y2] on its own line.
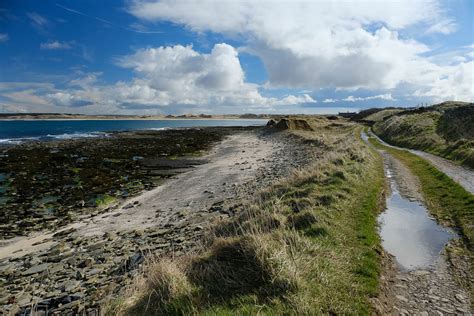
[286, 210, 318, 230]
[189, 234, 300, 300]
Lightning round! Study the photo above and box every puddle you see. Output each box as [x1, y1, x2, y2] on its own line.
[379, 161, 454, 270]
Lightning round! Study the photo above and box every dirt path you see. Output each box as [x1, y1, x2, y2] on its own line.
[71, 131, 277, 237]
[369, 129, 474, 194]
[362, 131, 471, 315]
[0, 131, 277, 260]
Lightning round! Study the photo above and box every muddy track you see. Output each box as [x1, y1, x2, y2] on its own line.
[362, 131, 472, 315]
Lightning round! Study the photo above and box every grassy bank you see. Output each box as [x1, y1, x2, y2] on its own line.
[106, 122, 386, 315]
[368, 131, 474, 298]
[372, 102, 474, 168]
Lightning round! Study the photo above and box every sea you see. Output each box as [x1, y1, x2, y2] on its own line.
[0, 119, 267, 144]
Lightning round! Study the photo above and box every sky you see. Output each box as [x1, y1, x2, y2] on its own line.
[0, 0, 472, 115]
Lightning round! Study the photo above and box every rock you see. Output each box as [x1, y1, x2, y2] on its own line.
[103, 232, 117, 240]
[174, 236, 186, 243]
[87, 240, 108, 251]
[49, 263, 64, 274]
[28, 257, 42, 266]
[16, 293, 32, 306]
[22, 263, 50, 276]
[437, 307, 455, 314]
[154, 242, 171, 249]
[134, 229, 144, 237]
[0, 263, 14, 275]
[44, 290, 62, 298]
[60, 280, 80, 292]
[85, 268, 101, 277]
[79, 258, 94, 268]
[147, 228, 169, 237]
[396, 295, 408, 303]
[412, 270, 430, 276]
[0, 294, 10, 304]
[455, 293, 466, 303]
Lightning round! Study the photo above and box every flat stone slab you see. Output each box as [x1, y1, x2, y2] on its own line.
[22, 262, 51, 276]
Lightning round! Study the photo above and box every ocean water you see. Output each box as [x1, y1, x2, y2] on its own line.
[0, 119, 266, 144]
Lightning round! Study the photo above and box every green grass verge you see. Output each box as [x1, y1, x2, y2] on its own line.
[108, 125, 386, 315]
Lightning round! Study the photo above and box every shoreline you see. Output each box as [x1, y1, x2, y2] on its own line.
[0, 118, 269, 121]
[0, 126, 313, 313]
[0, 126, 258, 238]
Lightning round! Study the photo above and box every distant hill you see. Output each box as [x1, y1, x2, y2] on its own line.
[0, 113, 274, 120]
[372, 101, 474, 168]
[350, 107, 403, 122]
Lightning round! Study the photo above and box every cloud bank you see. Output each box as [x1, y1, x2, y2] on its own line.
[1, 1, 472, 114]
[2, 44, 316, 114]
[129, 0, 473, 101]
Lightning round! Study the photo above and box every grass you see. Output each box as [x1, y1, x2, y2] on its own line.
[372, 102, 474, 168]
[368, 131, 474, 299]
[95, 194, 117, 207]
[104, 121, 386, 315]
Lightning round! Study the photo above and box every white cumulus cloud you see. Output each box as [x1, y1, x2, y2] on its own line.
[343, 93, 396, 102]
[4, 44, 316, 113]
[110, 43, 314, 109]
[128, 0, 473, 101]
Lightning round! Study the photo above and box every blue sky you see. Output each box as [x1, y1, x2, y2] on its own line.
[0, 0, 472, 114]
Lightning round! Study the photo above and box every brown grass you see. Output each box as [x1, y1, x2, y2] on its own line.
[104, 119, 385, 315]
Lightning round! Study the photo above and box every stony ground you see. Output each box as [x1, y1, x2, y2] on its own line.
[0, 127, 240, 238]
[0, 129, 314, 315]
[389, 255, 471, 315]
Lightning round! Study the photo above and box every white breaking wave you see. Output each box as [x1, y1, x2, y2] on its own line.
[0, 132, 109, 145]
[147, 127, 171, 131]
[0, 137, 39, 144]
[45, 132, 107, 140]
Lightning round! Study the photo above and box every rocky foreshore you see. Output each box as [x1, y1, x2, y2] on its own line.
[1, 127, 315, 314]
[0, 127, 251, 238]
